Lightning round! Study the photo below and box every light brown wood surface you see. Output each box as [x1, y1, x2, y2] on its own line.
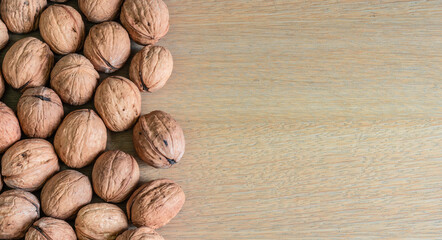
[1, 0, 442, 239]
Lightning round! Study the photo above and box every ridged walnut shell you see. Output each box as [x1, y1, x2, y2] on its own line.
[133, 111, 185, 168]
[51, 54, 99, 105]
[75, 203, 129, 240]
[79, 0, 124, 23]
[121, 0, 169, 45]
[84, 21, 131, 73]
[92, 150, 140, 203]
[0, 190, 40, 239]
[116, 227, 164, 240]
[127, 179, 185, 229]
[0, 0, 47, 34]
[41, 170, 92, 220]
[54, 109, 107, 168]
[25, 217, 76, 240]
[2, 37, 54, 91]
[95, 76, 141, 132]
[0, 19, 8, 50]
[0, 102, 21, 153]
[40, 5, 85, 55]
[0, 71, 4, 100]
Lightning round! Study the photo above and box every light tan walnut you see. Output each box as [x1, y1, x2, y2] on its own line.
[25, 217, 76, 240]
[79, 0, 124, 23]
[0, 102, 21, 153]
[0, 0, 47, 33]
[116, 227, 164, 240]
[0, 19, 9, 50]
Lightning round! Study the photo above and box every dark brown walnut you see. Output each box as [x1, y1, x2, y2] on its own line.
[84, 21, 131, 73]
[2, 37, 54, 91]
[127, 179, 185, 229]
[0, 102, 21, 153]
[0, 19, 8, 50]
[54, 109, 107, 168]
[129, 45, 173, 92]
[121, 0, 169, 45]
[75, 203, 129, 240]
[0, 190, 40, 239]
[116, 227, 164, 240]
[25, 217, 76, 240]
[41, 170, 92, 220]
[51, 54, 99, 105]
[0, 0, 47, 34]
[17, 87, 64, 138]
[133, 111, 185, 168]
[40, 5, 85, 55]
[1, 139, 59, 192]
[93, 151, 140, 203]
[79, 0, 124, 23]
[0, 70, 4, 99]
[95, 76, 141, 132]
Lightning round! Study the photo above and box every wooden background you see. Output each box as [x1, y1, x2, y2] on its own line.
[1, 0, 442, 239]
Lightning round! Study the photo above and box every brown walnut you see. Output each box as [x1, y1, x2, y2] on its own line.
[25, 217, 76, 240]
[116, 227, 164, 240]
[0, 102, 21, 153]
[50, 0, 69, 2]
[0, 0, 47, 34]
[79, 0, 124, 23]
[0, 19, 8, 50]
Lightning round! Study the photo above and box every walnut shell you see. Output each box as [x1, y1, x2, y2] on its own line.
[0, 19, 8, 50]
[0, 102, 21, 153]
[2, 37, 54, 91]
[84, 21, 131, 73]
[50, 0, 69, 2]
[95, 76, 141, 132]
[39, 4, 85, 55]
[54, 109, 107, 168]
[25, 217, 76, 240]
[0, 70, 4, 99]
[79, 0, 124, 23]
[51, 54, 99, 105]
[127, 179, 185, 229]
[92, 150, 140, 203]
[133, 111, 185, 168]
[116, 227, 164, 240]
[41, 170, 92, 220]
[129, 45, 173, 92]
[0, 190, 40, 239]
[120, 0, 169, 45]
[75, 203, 129, 240]
[0, 0, 47, 34]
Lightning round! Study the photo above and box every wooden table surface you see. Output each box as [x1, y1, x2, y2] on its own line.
[1, 0, 442, 239]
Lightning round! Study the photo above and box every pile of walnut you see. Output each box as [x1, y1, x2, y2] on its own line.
[0, 0, 185, 239]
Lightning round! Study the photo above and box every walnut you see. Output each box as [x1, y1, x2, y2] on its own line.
[0, 70, 4, 99]
[2, 37, 54, 91]
[95, 76, 141, 132]
[127, 179, 185, 229]
[25, 217, 76, 240]
[0, 0, 47, 34]
[50, 0, 69, 2]
[133, 111, 185, 168]
[0, 190, 40, 239]
[50, 54, 99, 105]
[84, 21, 131, 73]
[79, 0, 124, 23]
[116, 227, 164, 240]
[41, 170, 92, 220]
[0, 102, 21, 153]
[129, 45, 173, 92]
[92, 150, 140, 203]
[75, 203, 129, 240]
[39, 4, 85, 55]
[17, 87, 64, 138]
[121, 0, 169, 45]
[54, 109, 107, 168]
[0, 19, 8, 50]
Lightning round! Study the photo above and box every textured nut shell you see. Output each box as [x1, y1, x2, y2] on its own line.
[0, 19, 8, 50]
[130, 46, 173, 92]
[92, 150, 140, 203]
[2, 37, 54, 91]
[51, 54, 99, 105]
[84, 21, 130, 73]
[50, 0, 69, 2]
[54, 109, 107, 168]
[116, 227, 164, 240]
[2, 139, 59, 192]
[121, 0, 169, 45]
[0, 190, 40, 239]
[0, 102, 21, 153]
[0, 0, 47, 33]
[17, 87, 64, 138]
[75, 203, 128, 240]
[40, 5, 85, 55]
[95, 76, 141, 132]
[41, 170, 92, 220]
[79, 0, 124, 23]
[0, 71, 4, 99]
[133, 111, 185, 168]
[25, 217, 76, 240]
[127, 179, 185, 229]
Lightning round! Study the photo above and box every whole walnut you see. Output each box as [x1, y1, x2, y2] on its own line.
[41, 170, 92, 220]
[129, 46, 173, 92]
[0, 0, 47, 34]
[17, 87, 64, 138]
[133, 111, 185, 168]
[40, 5, 85, 55]
[79, 0, 124, 23]
[0, 70, 4, 99]
[75, 203, 129, 240]
[0, 102, 21, 153]
[54, 109, 107, 168]
[1, 139, 59, 192]
[51, 54, 99, 105]
[116, 227, 164, 240]
[127, 179, 185, 229]
[84, 21, 131, 73]
[0, 190, 40, 239]
[95, 76, 141, 132]
[25, 217, 76, 240]
[121, 0, 169, 45]
[0, 19, 8, 50]
[2, 37, 54, 91]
